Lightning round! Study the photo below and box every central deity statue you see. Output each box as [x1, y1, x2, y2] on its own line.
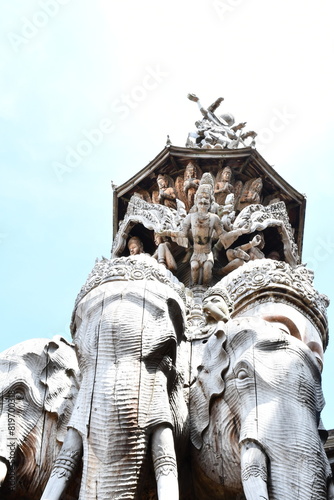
[160, 173, 228, 286]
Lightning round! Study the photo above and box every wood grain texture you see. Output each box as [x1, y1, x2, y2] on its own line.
[70, 274, 187, 500]
[0, 336, 80, 500]
[190, 317, 332, 500]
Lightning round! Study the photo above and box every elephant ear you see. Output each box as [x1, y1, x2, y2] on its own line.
[40, 336, 80, 440]
[167, 297, 186, 342]
[190, 324, 229, 449]
[307, 349, 326, 426]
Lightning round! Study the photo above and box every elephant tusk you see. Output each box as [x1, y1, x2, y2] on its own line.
[240, 441, 269, 500]
[0, 459, 8, 486]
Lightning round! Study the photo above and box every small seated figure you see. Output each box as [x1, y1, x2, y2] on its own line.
[153, 234, 177, 272]
[128, 236, 144, 255]
[220, 233, 265, 275]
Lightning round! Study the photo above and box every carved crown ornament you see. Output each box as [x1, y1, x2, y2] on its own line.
[71, 254, 187, 323]
[221, 259, 330, 347]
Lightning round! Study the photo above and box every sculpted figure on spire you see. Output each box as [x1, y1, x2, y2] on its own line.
[186, 93, 256, 149]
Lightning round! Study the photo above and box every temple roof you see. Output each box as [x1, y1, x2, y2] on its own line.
[113, 145, 306, 255]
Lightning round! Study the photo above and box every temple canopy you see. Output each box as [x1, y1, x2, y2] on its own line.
[113, 145, 306, 284]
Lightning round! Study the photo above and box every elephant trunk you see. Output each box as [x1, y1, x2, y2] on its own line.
[240, 420, 330, 500]
[0, 458, 8, 486]
[81, 430, 149, 499]
[240, 441, 269, 500]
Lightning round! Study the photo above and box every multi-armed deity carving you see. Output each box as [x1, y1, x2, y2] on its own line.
[1, 95, 333, 500]
[186, 93, 257, 149]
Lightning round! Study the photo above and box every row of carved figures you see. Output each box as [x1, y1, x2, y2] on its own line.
[136, 163, 269, 214]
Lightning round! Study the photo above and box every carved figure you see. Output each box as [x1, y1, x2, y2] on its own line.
[183, 161, 200, 211]
[200, 285, 233, 336]
[0, 336, 80, 500]
[43, 257, 187, 500]
[155, 174, 177, 210]
[214, 166, 234, 206]
[220, 233, 265, 275]
[237, 177, 263, 211]
[187, 94, 235, 149]
[190, 317, 333, 500]
[153, 234, 177, 272]
[219, 193, 236, 231]
[127, 235, 144, 255]
[161, 178, 227, 286]
[186, 94, 257, 149]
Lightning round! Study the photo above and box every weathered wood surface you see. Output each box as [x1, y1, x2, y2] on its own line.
[190, 316, 332, 500]
[0, 336, 80, 500]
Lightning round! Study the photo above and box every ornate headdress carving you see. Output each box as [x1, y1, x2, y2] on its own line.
[72, 255, 186, 323]
[199, 172, 214, 190]
[194, 173, 215, 205]
[202, 284, 234, 314]
[221, 259, 329, 347]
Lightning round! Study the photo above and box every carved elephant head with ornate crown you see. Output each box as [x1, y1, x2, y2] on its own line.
[42, 255, 189, 500]
[190, 316, 333, 500]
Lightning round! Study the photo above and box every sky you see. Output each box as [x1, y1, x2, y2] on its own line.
[1, 0, 333, 428]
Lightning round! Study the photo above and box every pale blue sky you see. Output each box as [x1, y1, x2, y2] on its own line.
[1, 0, 333, 427]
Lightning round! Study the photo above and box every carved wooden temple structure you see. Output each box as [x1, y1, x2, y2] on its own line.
[0, 94, 333, 500]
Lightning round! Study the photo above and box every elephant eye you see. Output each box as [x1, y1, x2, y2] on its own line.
[237, 369, 249, 380]
[234, 362, 252, 380]
[15, 390, 25, 400]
